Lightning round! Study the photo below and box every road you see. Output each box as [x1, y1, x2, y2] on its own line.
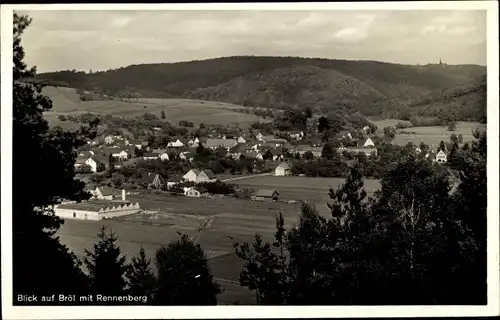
[220, 172, 271, 182]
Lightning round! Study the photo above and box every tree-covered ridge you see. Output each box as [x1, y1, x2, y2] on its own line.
[36, 56, 486, 122]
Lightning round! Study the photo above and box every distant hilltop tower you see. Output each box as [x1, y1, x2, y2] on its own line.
[439, 58, 442, 65]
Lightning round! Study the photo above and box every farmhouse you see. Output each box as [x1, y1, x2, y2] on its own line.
[252, 189, 280, 202]
[168, 139, 185, 148]
[205, 138, 238, 150]
[275, 162, 291, 176]
[183, 169, 217, 183]
[435, 150, 448, 163]
[54, 200, 140, 221]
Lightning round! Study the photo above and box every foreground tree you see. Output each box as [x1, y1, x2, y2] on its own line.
[154, 234, 221, 305]
[127, 247, 157, 299]
[13, 13, 98, 299]
[84, 226, 129, 297]
[234, 139, 487, 304]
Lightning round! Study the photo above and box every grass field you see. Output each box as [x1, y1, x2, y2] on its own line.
[370, 118, 484, 147]
[42, 86, 269, 129]
[231, 175, 381, 216]
[56, 193, 301, 304]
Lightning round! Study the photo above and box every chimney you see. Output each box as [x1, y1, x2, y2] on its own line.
[122, 189, 126, 201]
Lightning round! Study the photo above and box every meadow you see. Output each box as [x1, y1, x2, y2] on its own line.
[232, 175, 381, 216]
[370, 118, 484, 147]
[56, 192, 302, 304]
[42, 86, 269, 129]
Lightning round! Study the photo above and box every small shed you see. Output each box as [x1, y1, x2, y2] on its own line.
[252, 189, 279, 202]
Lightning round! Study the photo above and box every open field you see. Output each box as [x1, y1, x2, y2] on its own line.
[231, 175, 381, 216]
[42, 86, 269, 128]
[369, 118, 484, 147]
[57, 194, 300, 304]
[393, 122, 485, 147]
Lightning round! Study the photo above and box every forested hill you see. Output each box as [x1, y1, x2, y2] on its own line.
[36, 55, 486, 120]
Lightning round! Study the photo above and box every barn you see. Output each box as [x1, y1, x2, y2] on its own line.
[252, 189, 280, 202]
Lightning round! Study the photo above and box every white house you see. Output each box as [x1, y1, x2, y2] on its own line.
[255, 132, 264, 141]
[104, 135, 115, 145]
[435, 150, 448, 163]
[362, 126, 371, 133]
[167, 139, 184, 148]
[85, 158, 99, 172]
[275, 162, 291, 176]
[159, 152, 170, 161]
[237, 136, 247, 144]
[289, 131, 304, 140]
[415, 147, 422, 154]
[93, 187, 125, 200]
[362, 137, 375, 148]
[184, 187, 208, 198]
[182, 169, 217, 183]
[179, 151, 194, 162]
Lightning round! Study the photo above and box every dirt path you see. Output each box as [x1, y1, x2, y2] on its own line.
[221, 172, 272, 182]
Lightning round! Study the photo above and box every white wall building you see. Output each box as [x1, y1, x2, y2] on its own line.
[275, 163, 291, 176]
[54, 200, 140, 220]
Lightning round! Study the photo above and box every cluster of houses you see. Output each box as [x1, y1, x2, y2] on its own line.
[76, 131, 383, 173]
[76, 129, 451, 175]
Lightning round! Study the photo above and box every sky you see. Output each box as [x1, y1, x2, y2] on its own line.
[18, 9, 487, 73]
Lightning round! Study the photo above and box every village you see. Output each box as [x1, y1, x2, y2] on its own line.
[58, 121, 452, 222]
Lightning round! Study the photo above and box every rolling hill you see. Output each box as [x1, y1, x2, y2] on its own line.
[36, 56, 487, 121]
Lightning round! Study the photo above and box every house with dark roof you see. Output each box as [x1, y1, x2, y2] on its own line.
[166, 175, 184, 189]
[294, 145, 323, 158]
[252, 189, 279, 201]
[143, 152, 160, 160]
